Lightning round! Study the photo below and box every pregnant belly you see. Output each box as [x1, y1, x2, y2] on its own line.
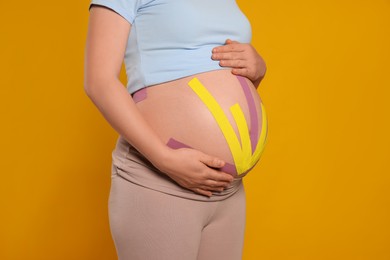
[133, 70, 268, 178]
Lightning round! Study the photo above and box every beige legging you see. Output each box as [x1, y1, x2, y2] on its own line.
[108, 165, 246, 260]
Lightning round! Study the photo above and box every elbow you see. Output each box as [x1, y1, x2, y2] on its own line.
[83, 75, 97, 97]
[83, 75, 106, 98]
[83, 68, 106, 97]
[83, 75, 119, 98]
[84, 61, 119, 97]
[84, 84, 93, 99]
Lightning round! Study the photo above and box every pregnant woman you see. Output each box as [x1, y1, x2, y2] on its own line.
[84, 0, 268, 259]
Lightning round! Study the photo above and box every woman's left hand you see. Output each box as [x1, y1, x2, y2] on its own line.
[212, 39, 267, 88]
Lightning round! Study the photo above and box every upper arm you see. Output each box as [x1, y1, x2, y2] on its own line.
[84, 5, 132, 90]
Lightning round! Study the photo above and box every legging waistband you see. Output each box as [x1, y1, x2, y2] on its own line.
[111, 135, 243, 202]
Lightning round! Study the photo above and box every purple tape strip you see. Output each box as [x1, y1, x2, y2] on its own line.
[132, 88, 147, 103]
[236, 76, 260, 154]
[166, 138, 238, 176]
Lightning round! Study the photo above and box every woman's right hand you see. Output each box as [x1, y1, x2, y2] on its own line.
[154, 148, 234, 197]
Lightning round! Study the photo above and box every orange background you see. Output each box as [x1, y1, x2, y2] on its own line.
[1, 1, 389, 259]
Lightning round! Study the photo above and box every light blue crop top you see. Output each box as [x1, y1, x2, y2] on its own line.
[89, 0, 252, 94]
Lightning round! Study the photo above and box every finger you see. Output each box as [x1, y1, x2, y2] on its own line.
[199, 181, 231, 192]
[198, 183, 225, 191]
[204, 179, 231, 189]
[212, 43, 245, 53]
[219, 59, 247, 68]
[199, 185, 225, 193]
[226, 39, 240, 44]
[199, 154, 225, 168]
[211, 52, 244, 61]
[231, 68, 252, 78]
[193, 188, 212, 197]
[207, 169, 234, 183]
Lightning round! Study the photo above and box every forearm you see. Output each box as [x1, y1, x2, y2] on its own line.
[84, 79, 169, 166]
[84, 7, 167, 165]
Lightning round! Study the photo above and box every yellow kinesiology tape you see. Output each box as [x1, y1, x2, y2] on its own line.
[188, 77, 267, 175]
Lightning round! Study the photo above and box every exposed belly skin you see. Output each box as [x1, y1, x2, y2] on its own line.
[133, 69, 268, 177]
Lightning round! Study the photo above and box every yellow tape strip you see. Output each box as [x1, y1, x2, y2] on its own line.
[230, 104, 252, 170]
[188, 78, 243, 172]
[188, 77, 268, 175]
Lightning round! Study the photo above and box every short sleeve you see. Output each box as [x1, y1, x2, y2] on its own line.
[89, 0, 138, 24]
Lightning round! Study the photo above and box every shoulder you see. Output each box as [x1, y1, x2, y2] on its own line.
[89, 0, 157, 24]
